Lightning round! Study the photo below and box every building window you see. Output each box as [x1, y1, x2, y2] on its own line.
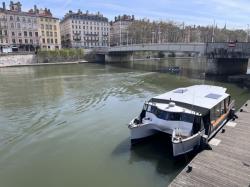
[29, 32, 32, 37]
[17, 23, 20, 28]
[11, 23, 14, 28]
[51, 39, 53, 43]
[12, 39, 15, 43]
[54, 32, 57, 37]
[50, 32, 53, 37]
[24, 31, 27, 37]
[4, 30, 7, 35]
[49, 25, 52, 30]
[22, 17, 26, 22]
[19, 39, 22, 44]
[55, 39, 58, 44]
[54, 25, 56, 30]
[41, 24, 44, 29]
[42, 31, 44, 36]
[18, 32, 22, 36]
[12, 32, 15, 36]
[25, 39, 28, 44]
[35, 32, 38, 37]
[47, 38, 50, 43]
[46, 31, 49, 37]
[10, 16, 13, 21]
[17, 17, 20, 21]
[42, 38, 45, 43]
[41, 18, 43, 21]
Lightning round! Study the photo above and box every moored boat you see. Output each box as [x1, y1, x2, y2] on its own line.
[128, 85, 235, 156]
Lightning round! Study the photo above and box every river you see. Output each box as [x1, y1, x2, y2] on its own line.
[0, 62, 249, 187]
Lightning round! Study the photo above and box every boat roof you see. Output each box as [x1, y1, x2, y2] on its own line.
[154, 103, 198, 115]
[151, 85, 229, 110]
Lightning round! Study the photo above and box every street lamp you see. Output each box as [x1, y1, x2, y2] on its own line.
[152, 31, 155, 44]
[126, 30, 128, 46]
[158, 31, 162, 44]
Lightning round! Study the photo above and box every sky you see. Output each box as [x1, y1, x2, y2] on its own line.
[8, 0, 250, 29]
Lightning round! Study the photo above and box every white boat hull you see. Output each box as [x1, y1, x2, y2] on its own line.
[172, 132, 202, 156]
[129, 118, 192, 144]
[129, 123, 160, 143]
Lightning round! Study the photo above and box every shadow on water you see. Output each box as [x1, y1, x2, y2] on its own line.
[112, 133, 197, 177]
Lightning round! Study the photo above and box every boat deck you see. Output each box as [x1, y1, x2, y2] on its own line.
[169, 100, 250, 187]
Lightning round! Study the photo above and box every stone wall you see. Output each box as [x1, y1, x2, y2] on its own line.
[206, 58, 249, 75]
[0, 53, 36, 67]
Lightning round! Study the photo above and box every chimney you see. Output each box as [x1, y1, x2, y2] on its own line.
[2, 2, 5, 10]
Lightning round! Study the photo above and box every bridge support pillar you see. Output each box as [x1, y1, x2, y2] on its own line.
[206, 58, 249, 75]
[105, 52, 133, 63]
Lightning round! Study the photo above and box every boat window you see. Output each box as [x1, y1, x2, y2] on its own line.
[156, 109, 168, 119]
[181, 113, 194, 123]
[148, 106, 194, 122]
[150, 106, 158, 114]
[221, 100, 226, 114]
[210, 103, 221, 122]
[169, 113, 181, 121]
[224, 96, 230, 109]
[215, 103, 221, 118]
[146, 105, 151, 112]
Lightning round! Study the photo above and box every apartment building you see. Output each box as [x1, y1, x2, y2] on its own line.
[60, 10, 109, 48]
[110, 15, 135, 46]
[0, 1, 39, 52]
[0, 1, 61, 52]
[0, 11, 9, 49]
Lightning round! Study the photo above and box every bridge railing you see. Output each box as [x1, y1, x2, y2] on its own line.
[109, 43, 206, 54]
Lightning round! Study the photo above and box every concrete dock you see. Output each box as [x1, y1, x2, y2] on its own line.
[169, 101, 250, 187]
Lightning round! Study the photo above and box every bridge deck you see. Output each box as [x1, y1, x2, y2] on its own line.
[169, 101, 250, 187]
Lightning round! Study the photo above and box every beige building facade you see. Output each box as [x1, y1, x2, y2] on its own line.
[32, 8, 61, 50]
[110, 15, 134, 46]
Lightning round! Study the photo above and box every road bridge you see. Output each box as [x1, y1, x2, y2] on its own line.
[94, 42, 250, 75]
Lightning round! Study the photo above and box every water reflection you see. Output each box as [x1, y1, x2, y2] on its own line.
[128, 135, 195, 174]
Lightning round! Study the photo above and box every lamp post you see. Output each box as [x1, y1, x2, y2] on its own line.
[247, 24, 249, 42]
[119, 20, 122, 45]
[158, 31, 162, 44]
[126, 30, 128, 46]
[152, 31, 155, 44]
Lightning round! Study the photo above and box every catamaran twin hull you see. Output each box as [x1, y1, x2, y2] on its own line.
[128, 85, 235, 157]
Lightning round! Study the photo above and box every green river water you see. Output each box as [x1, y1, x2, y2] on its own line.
[0, 62, 249, 187]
